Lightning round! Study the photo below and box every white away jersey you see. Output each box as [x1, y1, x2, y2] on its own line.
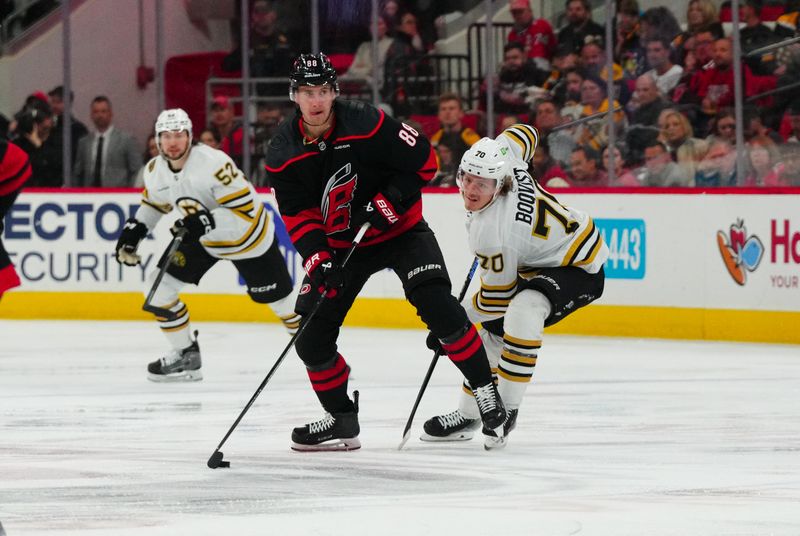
[135, 144, 274, 260]
[464, 166, 608, 325]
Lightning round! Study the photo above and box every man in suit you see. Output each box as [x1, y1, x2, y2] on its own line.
[74, 96, 140, 187]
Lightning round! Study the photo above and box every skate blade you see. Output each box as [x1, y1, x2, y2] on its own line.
[484, 435, 509, 451]
[419, 431, 475, 442]
[147, 370, 203, 382]
[291, 437, 361, 452]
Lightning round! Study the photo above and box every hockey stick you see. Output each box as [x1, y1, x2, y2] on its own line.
[397, 256, 479, 450]
[208, 222, 370, 469]
[142, 227, 188, 318]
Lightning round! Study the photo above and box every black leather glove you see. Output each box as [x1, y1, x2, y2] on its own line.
[352, 187, 404, 232]
[426, 331, 443, 353]
[114, 218, 148, 266]
[172, 210, 215, 241]
[304, 250, 345, 297]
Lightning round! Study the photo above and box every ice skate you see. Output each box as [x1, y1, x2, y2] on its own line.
[291, 391, 361, 451]
[472, 382, 506, 438]
[147, 334, 202, 382]
[420, 410, 480, 441]
[483, 408, 518, 450]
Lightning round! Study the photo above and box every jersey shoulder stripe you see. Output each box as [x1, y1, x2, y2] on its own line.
[502, 124, 539, 163]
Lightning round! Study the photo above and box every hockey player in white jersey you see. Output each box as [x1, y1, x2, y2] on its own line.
[422, 124, 608, 449]
[114, 109, 301, 382]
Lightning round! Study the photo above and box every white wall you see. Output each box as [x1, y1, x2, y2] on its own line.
[0, 0, 231, 148]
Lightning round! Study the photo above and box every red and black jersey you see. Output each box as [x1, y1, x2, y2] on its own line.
[0, 140, 32, 197]
[265, 100, 437, 259]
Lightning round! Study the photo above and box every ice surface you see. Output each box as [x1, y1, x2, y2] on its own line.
[1, 320, 799, 535]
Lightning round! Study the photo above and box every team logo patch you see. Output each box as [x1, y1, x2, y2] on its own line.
[299, 283, 312, 295]
[171, 252, 187, 267]
[717, 219, 764, 286]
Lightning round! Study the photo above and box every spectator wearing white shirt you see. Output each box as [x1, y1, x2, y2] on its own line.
[645, 37, 683, 96]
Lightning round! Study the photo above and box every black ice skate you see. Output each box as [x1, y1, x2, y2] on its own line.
[472, 382, 507, 438]
[420, 410, 480, 441]
[483, 408, 519, 450]
[147, 333, 202, 382]
[291, 391, 361, 452]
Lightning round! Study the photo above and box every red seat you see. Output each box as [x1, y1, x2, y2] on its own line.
[328, 53, 355, 74]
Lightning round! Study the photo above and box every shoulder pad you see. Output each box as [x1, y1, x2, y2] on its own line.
[335, 100, 383, 138]
[266, 122, 306, 170]
[147, 157, 157, 173]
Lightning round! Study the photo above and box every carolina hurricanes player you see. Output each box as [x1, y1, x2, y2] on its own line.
[266, 52, 507, 451]
[422, 124, 608, 449]
[114, 108, 301, 382]
[0, 140, 31, 301]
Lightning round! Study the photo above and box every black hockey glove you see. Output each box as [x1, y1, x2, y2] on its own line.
[115, 218, 148, 266]
[171, 210, 215, 241]
[425, 331, 443, 353]
[352, 187, 404, 232]
[305, 250, 345, 298]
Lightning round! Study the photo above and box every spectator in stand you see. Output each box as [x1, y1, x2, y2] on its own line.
[658, 108, 708, 179]
[507, 0, 556, 70]
[787, 101, 800, 142]
[742, 106, 784, 144]
[580, 40, 628, 104]
[46, 86, 88, 170]
[743, 136, 781, 186]
[769, 142, 800, 186]
[208, 96, 243, 169]
[133, 134, 159, 188]
[670, 27, 717, 129]
[642, 139, 691, 187]
[481, 42, 549, 115]
[645, 37, 683, 96]
[532, 137, 570, 187]
[253, 101, 285, 186]
[12, 102, 60, 187]
[533, 98, 576, 165]
[199, 128, 220, 149]
[342, 15, 394, 91]
[673, 0, 724, 63]
[222, 0, 294, 96]
[694, 139, 737, 187]
[430, 144, 458, 187]
[430, 92, 481, 165]
[380, 0, 402, 32]
[574, 72, 626, 152]
[540, 44, 580, 106]
[557, 0, 604, 55]
[383, 11, 427, 115]
[602, 144, 641, 186]
[560, 67, 586, 119]
[640, 7, 682, 43]
[628, 73, 668, 127]
[74, 96, 140, 187]
[697, 37, 776, 121]
[615, 0, 645, 80]
[740, 0, 781, 76]
[775, 0, 800, 38]
[708, 108, 737, 145]
[568, 145, 608, 186]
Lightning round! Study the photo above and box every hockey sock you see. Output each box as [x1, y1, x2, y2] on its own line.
[268, 292, 302, 335]
[307, 353, 353, 414]
[440, 324, 494, 388]
[156, 299, 193, 350]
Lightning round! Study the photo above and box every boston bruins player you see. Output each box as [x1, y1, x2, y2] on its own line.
[266, 52, 506, 451]
[114, 108, 301, 382]
[422, 124, 608, 449]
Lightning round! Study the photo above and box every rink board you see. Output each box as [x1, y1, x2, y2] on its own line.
[2, 188, 799, 344]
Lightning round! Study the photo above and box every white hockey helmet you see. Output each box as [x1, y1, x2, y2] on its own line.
[457, 137, 510, 211]
[155, 108, 193, 156]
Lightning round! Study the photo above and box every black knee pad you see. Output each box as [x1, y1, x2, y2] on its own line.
[294, 316, 340, 367]
[407, 280, 469, 337]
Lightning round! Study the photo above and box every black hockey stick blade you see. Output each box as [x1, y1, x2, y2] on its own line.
[207, 450, 230, 469]
[143, 227, 188, 317]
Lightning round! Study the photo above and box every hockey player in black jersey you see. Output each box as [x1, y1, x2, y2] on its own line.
[266, 52, 507, 451]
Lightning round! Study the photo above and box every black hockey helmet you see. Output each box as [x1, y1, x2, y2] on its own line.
[289, 52, 339, 101]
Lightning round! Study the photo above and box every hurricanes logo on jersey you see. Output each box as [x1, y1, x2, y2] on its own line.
[321, 163, 358, 233]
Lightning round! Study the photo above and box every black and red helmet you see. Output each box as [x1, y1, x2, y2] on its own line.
[289, 52, 339, 100]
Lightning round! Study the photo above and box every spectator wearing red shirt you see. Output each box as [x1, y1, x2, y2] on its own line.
[209, 96, 244, 170]
[507, 0, 556, 70]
